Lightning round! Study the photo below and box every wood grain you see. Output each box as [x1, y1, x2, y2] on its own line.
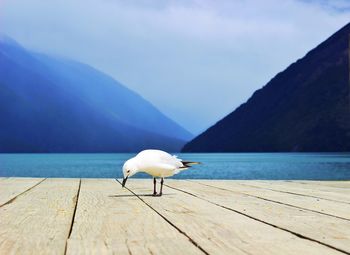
[66, 179, 203, 255]
[240, 180, 350, 203]
[0, 178, 80, 255]
[126, 180, 342, 255]
[2, 178, 350, 255]
[189, 180, 350, 220]
[292, 181, 350, 189]
[165, 180, 350, 254]
[0, 177, 45, 206]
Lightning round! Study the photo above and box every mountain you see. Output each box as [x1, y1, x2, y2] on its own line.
[183, 23, 350, 152]
[0, 36, 192, 152]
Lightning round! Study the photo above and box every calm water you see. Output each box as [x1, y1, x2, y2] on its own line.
[0, 153, 350, 180]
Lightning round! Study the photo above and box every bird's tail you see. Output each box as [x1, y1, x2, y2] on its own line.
[175, 161, 201, 174]
[181, 161, 201, 168]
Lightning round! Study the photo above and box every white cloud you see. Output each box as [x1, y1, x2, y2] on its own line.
[1, 0, 350, 133]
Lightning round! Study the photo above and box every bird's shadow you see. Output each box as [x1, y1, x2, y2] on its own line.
[109, 193, 175, 198]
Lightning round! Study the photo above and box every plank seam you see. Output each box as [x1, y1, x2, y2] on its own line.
[239, 183, 350, 205]
[165, 184, 350, 255]
[0, 178, 47, 208]
[115, 179, 209, 255]
[64, 178, 82, 255]
[192, 181, 350, 222]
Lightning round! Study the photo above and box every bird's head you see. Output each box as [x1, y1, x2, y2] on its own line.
[122, 158, 138, 187]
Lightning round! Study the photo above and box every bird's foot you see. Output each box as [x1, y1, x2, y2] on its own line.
[158, 192, 162, 197]
[152, 192, 158, 196]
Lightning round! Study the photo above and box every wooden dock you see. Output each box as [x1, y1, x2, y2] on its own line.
[1, 178, 350, 254]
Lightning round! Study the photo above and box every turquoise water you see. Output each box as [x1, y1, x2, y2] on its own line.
[0, 153, 350, 180]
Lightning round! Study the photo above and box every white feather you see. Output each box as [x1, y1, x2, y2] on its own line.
[127, 149, 189, 177]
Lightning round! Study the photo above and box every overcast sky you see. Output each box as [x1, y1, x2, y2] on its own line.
[1, 0, 350, 134]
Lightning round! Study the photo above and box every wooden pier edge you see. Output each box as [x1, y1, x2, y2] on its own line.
[0, 178, 349, 254]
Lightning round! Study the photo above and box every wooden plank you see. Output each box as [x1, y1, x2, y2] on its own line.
[249, 180, 350, 193]
[0, 178, 80, 255]
[0, 177, 45, 207]
[165, 180, 350, 254]
[125, 180, 342, 255]
[188, 180, 350, 220]
[293, 181, 350, 190]
[238, 181, 350, 203]
[66, 179, 203, 255]
[286, 181, 350, 190]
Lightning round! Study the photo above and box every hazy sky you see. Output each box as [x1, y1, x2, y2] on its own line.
[1, 0, 350, 134]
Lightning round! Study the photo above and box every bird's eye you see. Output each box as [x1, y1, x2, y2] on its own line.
[127, 170, 130, 173]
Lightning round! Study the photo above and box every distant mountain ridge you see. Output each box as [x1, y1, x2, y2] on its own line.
[0, 35, 192, 152]
[183, 23, 350, 152]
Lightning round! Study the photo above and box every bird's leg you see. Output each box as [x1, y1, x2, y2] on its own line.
[159, 178, 164, 196]
[153, 178, 157, 196]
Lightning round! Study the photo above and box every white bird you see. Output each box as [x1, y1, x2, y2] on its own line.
[121, 149, 200, 196]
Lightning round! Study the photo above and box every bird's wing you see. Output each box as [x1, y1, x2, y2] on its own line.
[137, 150, 183, 168]
[159, 154, 183, 168]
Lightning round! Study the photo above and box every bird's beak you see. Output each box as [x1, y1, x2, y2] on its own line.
[122, 176, 128, 188]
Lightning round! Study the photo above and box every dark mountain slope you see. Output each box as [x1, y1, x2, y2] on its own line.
[183, 23, 350, 152]
[0, 36, 191, 152]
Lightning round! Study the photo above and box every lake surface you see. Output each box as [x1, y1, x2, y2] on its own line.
[0, 153, 350, 180]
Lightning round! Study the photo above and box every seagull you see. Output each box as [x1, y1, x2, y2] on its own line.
[121, 149, 200, 196]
